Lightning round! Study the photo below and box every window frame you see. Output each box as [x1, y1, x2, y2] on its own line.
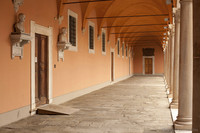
[117, 38, 120, 57]
[88, 21, 95, 54]
[126, 45, 128, 58]
[68, 9, 78, 52]
[122, 42, 125, 58]
[102, 29, 106, 55]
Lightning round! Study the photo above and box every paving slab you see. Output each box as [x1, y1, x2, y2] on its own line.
[0, 76, 174, 133]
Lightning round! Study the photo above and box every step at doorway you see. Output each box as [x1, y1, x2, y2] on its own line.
[37, 104, 80, 115]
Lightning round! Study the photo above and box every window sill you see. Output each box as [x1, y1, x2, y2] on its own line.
[102, 51, 106, 55]
[89, 49, 95, 54]
[68, 46, 78, 52]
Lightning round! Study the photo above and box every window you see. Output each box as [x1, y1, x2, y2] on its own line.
[69, 16, 76, 46]
[126, 46, 128, 57]
[143, 48, 155, 56]
[102, 29, 106, 55]
[117, 39, 120, 56]
[68, 9, 78, 51]
[122, 43, 124, 57]
[88, 21, 95, 54]
[89, 26, 94, 49]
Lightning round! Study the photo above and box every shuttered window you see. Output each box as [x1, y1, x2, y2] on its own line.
[117, 40, 120, 55]
[69, 15, 76, 46]
[89, 26, 94, 50]
[122, 43, 124, 57]
[126, 46, 128, 57]
[102, 32, 106, 52]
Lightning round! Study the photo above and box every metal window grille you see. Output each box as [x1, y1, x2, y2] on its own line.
[102, 32, 106, 52]
[126, 46, 128, 57]
[122, 44, 124, 56]
[89, 26, 94, 49]
[69, 15, 76, 46]
[117, 40, 120, 55]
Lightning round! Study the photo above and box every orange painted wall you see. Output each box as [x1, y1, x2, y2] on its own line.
[133, 45, 164, 74]
[0, 0, 133, 114]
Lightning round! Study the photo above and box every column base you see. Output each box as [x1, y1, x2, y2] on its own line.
[174, 117, 192, 130]
[165, 82, 168, 88]
[167, 93, 173, 98]
[166, 88, 170, 94]
[170, 100, 178, 109]
[174, 123, 192, 130]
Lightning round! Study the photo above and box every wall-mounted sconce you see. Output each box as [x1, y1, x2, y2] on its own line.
[57, 27, 72, 61]
[164, 18, 169, 22]
[166, 0, 172, 5]
[97, 35, 100, 40]
[10, 13, 31, 59]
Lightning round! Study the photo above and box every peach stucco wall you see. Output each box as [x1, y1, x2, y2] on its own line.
[0, 0, 133, 114]
[133, 45, 164, 75]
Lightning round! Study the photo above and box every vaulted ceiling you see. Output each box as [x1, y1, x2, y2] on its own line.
[58, 0, 176, 47]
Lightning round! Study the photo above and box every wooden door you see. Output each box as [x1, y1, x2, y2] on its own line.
[145, 58, 153, 74]
[111, 52, 114, 81]
[35, 33, 48, 107]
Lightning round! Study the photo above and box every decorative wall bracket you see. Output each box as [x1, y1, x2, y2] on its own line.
[12, 0, 24, 12]
[54, 16, 64, 25]
[57, 42, 71, 61]
[10, 33, 32, 59]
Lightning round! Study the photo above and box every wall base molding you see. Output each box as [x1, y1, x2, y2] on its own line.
[0, 105, 30, 127]
[133, 74, 163, 76]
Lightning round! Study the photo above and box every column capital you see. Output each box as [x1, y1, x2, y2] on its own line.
[175, 9, 181, 24]
[168, 24, 175, 36]
[173, 7, 178, 14]
[180, 0, 192, 2]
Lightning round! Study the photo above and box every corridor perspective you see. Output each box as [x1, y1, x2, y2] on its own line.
[0, 76, 174, 133]
[1, 0, 200, 132]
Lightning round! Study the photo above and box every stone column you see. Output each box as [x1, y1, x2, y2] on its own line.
[166, 43, 169, 90]
[193, 0, 200, 132]
[163, 48, 166, 85]
[166, 35, 171, 93]
[174, 0, 193, 130]
[164, 45, 168, 89]
[169, 24, 175, 98]
[170, 9, 180, 109]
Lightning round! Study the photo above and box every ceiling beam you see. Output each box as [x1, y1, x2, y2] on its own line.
[86, 14, 169, 19]
[118, 36, 165, 38]
[63, 0, 112, 4]
[110, 30, 166, 34]
[102, 23, 167, 28]
[127, 40, 162, 42]
[128, 42, 161, 44]
[131, 44, 160, 46]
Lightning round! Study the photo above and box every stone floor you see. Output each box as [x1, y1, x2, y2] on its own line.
[0, 76, 174, 133]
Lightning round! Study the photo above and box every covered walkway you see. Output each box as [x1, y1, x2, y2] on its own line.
[0, 76, 173, 133]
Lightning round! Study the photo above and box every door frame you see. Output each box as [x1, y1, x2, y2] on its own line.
[110, 48, 115, 82]
[143, 56, 155, 75]
[30, 21, 53, 112]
